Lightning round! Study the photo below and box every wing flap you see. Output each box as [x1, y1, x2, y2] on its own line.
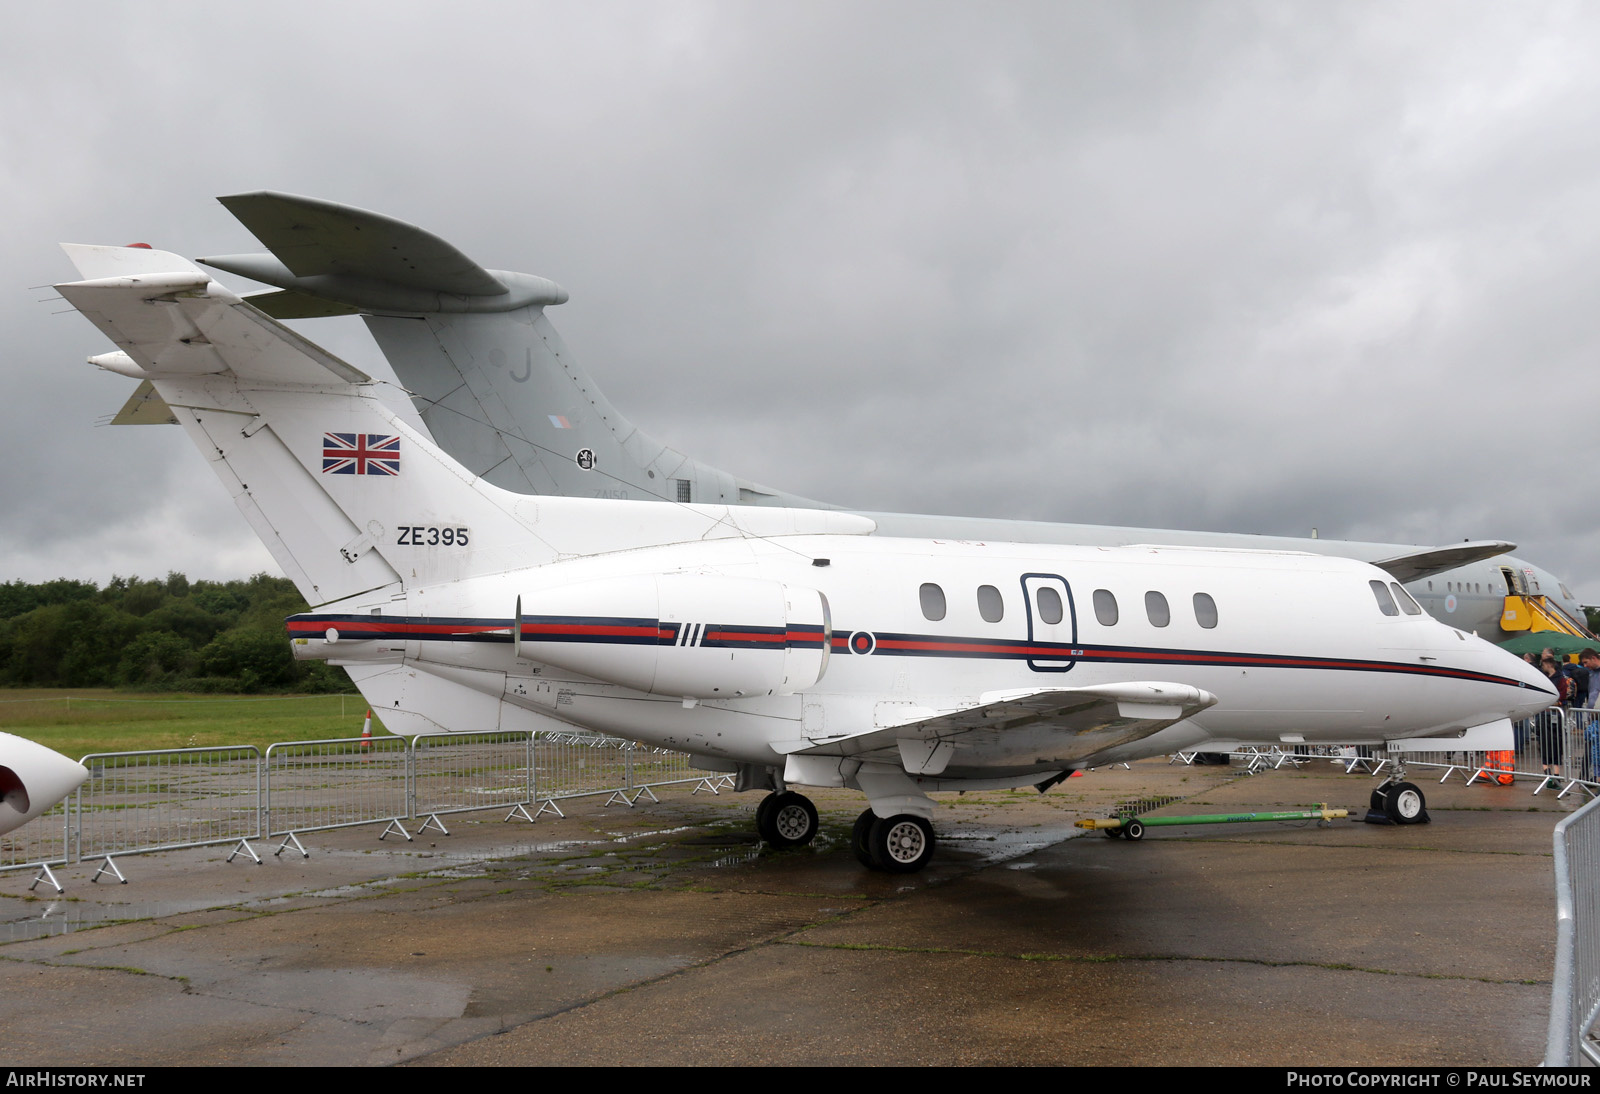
[783, 681, 1217, 774]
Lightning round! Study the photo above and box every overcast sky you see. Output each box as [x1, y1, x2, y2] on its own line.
[6, 2, 1600, 600]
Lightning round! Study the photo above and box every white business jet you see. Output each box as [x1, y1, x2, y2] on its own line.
[58, 242, 1555, 871]
[185, 192, 1591, 645]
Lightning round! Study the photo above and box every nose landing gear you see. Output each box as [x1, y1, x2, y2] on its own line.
[1366, 759, 1429, 825]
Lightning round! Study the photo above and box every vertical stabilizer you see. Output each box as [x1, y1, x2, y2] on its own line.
[200, 191, 827, 510]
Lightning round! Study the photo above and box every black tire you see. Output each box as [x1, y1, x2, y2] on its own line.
[757, 791, 819, 847]
[1103, 825, 1123, 839]
[755, 792, 780, 841]
[1370, 786, 1387, 811]
[1124, 818, 1145, 841]
[768, 792, 819, 848]
[851, 808, 878, 868]
[868, 813, 936, 873]
[1382, 781, 1426, 825]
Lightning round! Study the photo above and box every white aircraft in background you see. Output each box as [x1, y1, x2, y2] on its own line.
[0, 734, 88, 837]
[57, 240, 1554, 871]
[182, 193, 1591, 646]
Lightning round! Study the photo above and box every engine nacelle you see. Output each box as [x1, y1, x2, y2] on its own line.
[517, 574, 831, 699]
[0, 732, 89, 836]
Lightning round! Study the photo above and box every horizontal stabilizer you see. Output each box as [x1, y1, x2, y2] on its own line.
[244, 289, 361, 320]
[1371, 540, 1516, 583]
[58, 246, 369, 385]
[202, 192, 567, 315]
[781, 681, 1216, 774]
[109, 380, 177, 425]
[217, 191, 507, 294]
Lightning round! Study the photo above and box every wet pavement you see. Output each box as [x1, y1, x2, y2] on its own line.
[0, 757, 1576, 1066]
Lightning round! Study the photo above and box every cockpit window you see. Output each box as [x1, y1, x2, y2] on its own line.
[1389, 582, 1423, 616]
[1093, 589, 1118, 626]
[1144, 591, 1170, 628]
[1369, 579, 1399, 616]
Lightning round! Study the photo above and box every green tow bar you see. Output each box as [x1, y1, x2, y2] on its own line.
[1075, 804, 1349, 841]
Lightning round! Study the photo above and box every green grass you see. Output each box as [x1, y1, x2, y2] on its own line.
[0, 688, 396, 758]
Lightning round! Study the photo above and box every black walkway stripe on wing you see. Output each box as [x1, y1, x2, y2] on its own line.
[285, 613, 1534, 689]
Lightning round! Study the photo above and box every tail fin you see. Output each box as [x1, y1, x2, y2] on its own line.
[57, 245, 873, 607]
[199, 191, 827, 510]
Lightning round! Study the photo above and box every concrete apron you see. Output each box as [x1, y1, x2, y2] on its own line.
[0, 757, 1570, 1066]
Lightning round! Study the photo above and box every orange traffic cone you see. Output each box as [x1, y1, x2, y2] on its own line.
[360, 709, 372, 759]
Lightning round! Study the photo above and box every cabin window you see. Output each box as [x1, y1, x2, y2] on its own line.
[1389, 582, 1423, 616]
[919, 583, 946, 621]
[1093, 589, 1118, 626]
[1193, 592, 1218, 629]
[1369, 579, 1399, 616]
[1036, 587, 1064, 625]
[1144, 591, 1170, 627]
[977, 585, 1004, 623]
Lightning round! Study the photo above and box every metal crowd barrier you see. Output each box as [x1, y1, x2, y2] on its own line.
[0, 730, 723, 878]
[1182, 707, 1600, 800]
[1544, 789, 1600, 1066]
[76, 746, 263, 860]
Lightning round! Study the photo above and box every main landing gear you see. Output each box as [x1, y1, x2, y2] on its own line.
[755, 790, 820, 848]
[851, 808, 937, 873]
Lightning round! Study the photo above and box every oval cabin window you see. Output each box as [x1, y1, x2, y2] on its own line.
[1093, 589, 1118, 626]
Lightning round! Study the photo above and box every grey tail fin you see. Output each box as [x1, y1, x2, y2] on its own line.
[200, 191, 829, 510]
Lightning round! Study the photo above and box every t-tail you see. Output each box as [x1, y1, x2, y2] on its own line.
[56, 244, 861, 612]
[197, 191, 826, 511]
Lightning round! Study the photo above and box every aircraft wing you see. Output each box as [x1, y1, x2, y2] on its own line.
[1370, 541, 1516, 583]
[779, 681, 1216, 775]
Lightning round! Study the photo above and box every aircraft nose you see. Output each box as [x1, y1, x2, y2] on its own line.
[1499, 649, 1560, 721]
[0, 733, 89, 836]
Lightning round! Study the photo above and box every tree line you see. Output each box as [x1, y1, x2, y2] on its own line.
[0, 573, 354, 693]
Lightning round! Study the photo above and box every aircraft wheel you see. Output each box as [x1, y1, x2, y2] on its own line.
[851, 809, 877, 868]
[868, 814, 936, 873]
[1382, 782, 1426, 825]
[757, 791, 819, 847]
[1369, 786, 1387, 811]
[1124, 818, 1145, 841]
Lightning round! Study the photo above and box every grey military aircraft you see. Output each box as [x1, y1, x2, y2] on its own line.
[174, 192, 1587, 646]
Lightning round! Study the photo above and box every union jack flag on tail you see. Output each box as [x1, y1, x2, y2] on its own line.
[322, 433, 401, 475]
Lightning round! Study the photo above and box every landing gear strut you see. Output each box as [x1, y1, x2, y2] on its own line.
[755, 791, 820, 848]
[851, 808, 936, 873]
[1367, 758, 1429, 825]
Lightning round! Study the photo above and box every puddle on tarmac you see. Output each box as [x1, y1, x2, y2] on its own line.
[0, 899, 219, 941]
[0, 818, 1085, 941]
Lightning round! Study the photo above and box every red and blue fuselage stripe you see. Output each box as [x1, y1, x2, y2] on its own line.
[284, 613, 1536, 689]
